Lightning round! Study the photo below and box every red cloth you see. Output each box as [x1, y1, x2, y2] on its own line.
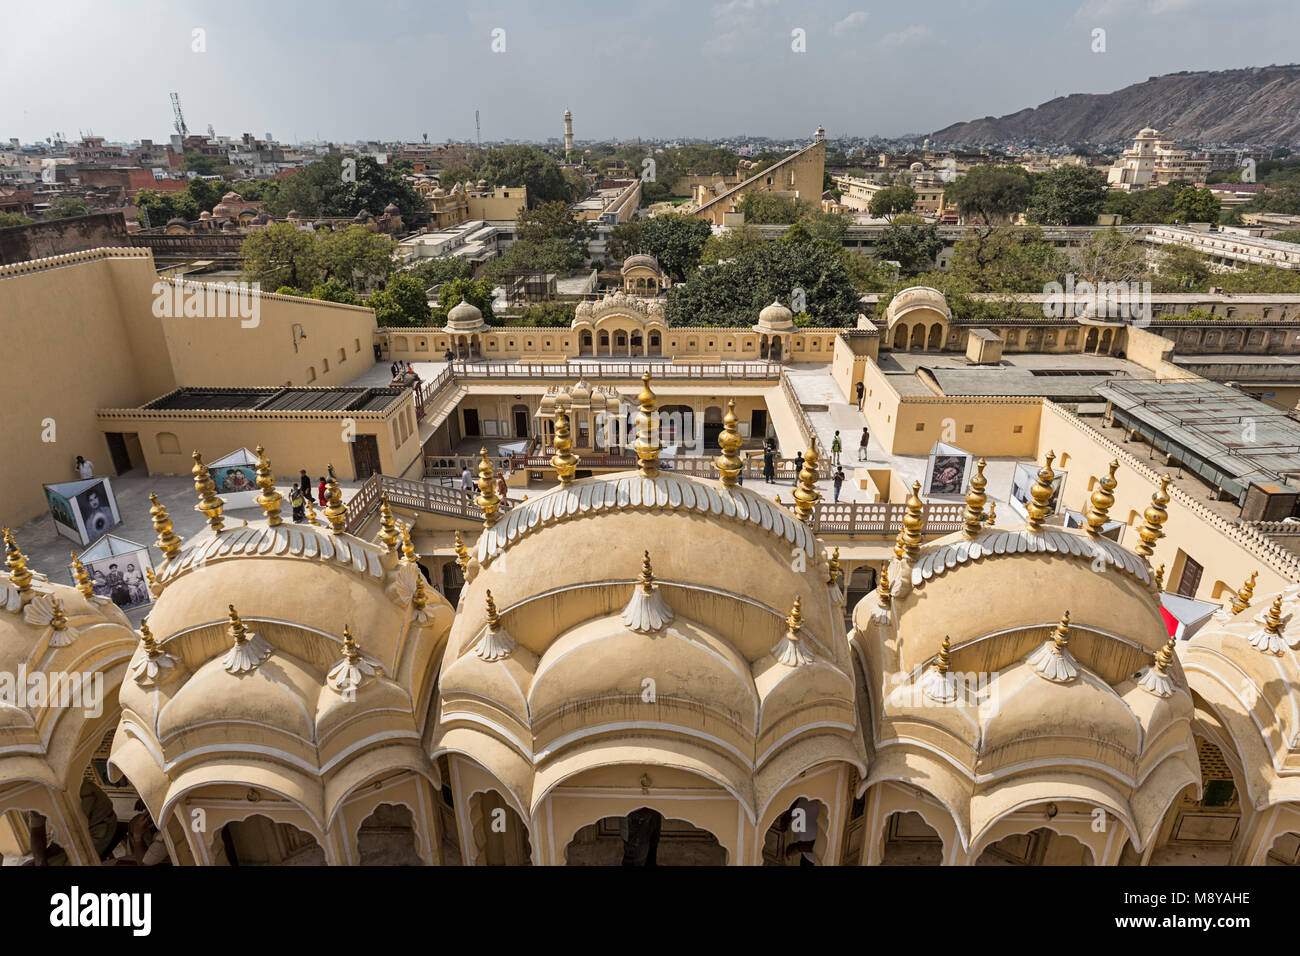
[1159, 605, 1179, 637]
[318, 481, 327, 506]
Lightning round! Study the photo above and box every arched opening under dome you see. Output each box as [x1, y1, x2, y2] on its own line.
[470, 790, 532, 865]
[1099, 328, 1114, 354]
[909, 324, 926, 351]
[892, 324, 908, 350]
[1147, 736, 1243, 865]
[658, 404, 694, 446]
[1085, 327, 1098, 352]
[579, 329, 594, 356]
[1266, 831, 1300, 865]
[878, 811, 944, 865]
[356, 803, 424, 866]
[702, 405, 724, 451]
[770, 336, 783, 361]
[564, 809, 727, 866]
[975, 827, 1093, 866]
[209, 814, 326, 866]
[762, 797, 830, 866]
[648, 330, 661, 356]
[927, 322, 943, 350]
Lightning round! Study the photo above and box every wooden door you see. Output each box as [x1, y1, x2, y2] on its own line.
[351, 434, 381, 480]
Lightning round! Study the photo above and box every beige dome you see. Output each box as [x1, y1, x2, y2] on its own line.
[445, 298, 486, 332]
[884, 285, 952, 325]
[756, 299, 794, 332]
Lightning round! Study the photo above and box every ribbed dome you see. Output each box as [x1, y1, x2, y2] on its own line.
[756, 299, 794, 331]
[446, 299, 486, 332]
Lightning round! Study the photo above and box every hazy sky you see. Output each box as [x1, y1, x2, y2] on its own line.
[5, 0, 1299, 144]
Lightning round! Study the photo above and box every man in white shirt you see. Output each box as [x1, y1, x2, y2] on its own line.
[75, 456, 94, 479]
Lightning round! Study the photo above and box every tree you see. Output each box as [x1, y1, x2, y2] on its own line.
[368, 272, 431, 327]
[240, 222, 324, 291]
[1216, 264, 1300, 294]
[308, 279, 360, 304]
[483, 237, 587, 282]
[266, 154, 422, 219]
[1271, 230, 1300, 245]
[700, 224, 767, 264]
[0, 212, 35, 228]
[318, 225, 396, 292]
[950, 225, 1067, 292]
[406, 256, 475, 289]
[1172, 186, 1220, 224]
[44, 197, 93, 220]
[516, 200, 593, 250]
[432, 277, 495, 324]
[1152, 245, 1212, 291]
[477, 146, 572, 205]
[804, 208, 851, 242]
[1025, 165, 1108, 226]
[868, 184, 917, 222]
[666, 239, 861, 327]
[945, 165, 1032, 228]
[875, 222, 944, 275]
[736, 192, 808, 224]
[607, 221, 643, 261]
[1074, 228, 1150, 284]
[635, 214, 712, 279]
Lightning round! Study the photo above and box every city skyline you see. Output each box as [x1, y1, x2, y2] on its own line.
[5, 0, 1300, 145]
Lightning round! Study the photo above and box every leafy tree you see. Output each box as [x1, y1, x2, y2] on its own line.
[607, 221, 643, 261]
[634, 214, 712, 279]
[432, 277, 495, 324]
[45, 197, 94, 219]
[700, 224, 767, 264]
[1073, 228, 1150, 285]
[483, 236, 587, 282]
[875, 222, 944, 275]
[1025, 165, 1108, 226]
[437, 163, 479, 188]
[477, 145, 572, 205]
[507, 302, 575, 327]
[266, 154, 422, 219]
[868, 185, 917, 222]
[318, 225, 395, 292]
[181, 153, 231, 177]
[666, 238, 860, 327]
[640, 180, 674, 205]
[1172, 186, 1220, 224]
[950, 225, 1067, 292]
[945, 165, 1032, 228]
[232, 179, 281, 204]
[185, 177, 225, 213]
[308, 279, 360, 304]
[240, 222, 323, 291]
[368, 272, 431, 327]
[736, 192, 808, 224]
[1152, 245, 1212, 291]
[0, 212, 33, 228]
[1271, 230, 1300, 245]
[1216, 264, 1300, 294]
[407, 256, 474, 288]
[516, 200, 593, 250]
[842, 251, 897, 293]
[804, 208, 851, 242]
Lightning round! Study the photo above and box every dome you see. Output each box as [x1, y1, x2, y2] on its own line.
[165, 217, 188, 226]
[198, 210, 212, 220]
[1137, 126, 1160, 138]
[621, 254, 661, 275]
[476, 179, 488, 190]
[445, 298, 486, 332]
[353, 211, 372, 223]
[755, 299, 794, 332]
[883, 285, 952, 325]
[220, 220, 238, 232]
[287, 209, 303, 219]
[384, 202, 400, 215]
[221, 191, 243, 203]
[910, 162, 924, 172]
[431, 187, 447, 198]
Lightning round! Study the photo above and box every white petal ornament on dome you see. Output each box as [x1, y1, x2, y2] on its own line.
[474, 591, 516, 662]
[1028, 611, 1079, 683]
[326, 626, 382, 698]
[222, 604, 273, 674]
[772, 598, 813, 667]
[386, 560, 435, 625]
[871, 564, 893, 625]
[1249, 597, 1289, 655]
[128, 619, 179, 687]
[623, 551, 675, 633]
[24, 593, 78, 648]
[1137, 635, 1178, 699]
[921, 636, 957, 703]
[826, 547, 844, 606]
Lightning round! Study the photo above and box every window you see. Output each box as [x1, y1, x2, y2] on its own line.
[915, 423, 925, 432]
[308, 366, 317, 382]
[322, 358, 330, 372]
[1013, 425, 1023, 434]
[157, 432, 180, 455]
[338, 347, 346, 363]
[964, 424, 974, 433]
[354, 338, 361, 353]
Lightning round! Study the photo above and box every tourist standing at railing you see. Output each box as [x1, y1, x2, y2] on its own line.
[793, 451, 804, 484]
[763, 445, 776, 484]
[461, 465, 475, 502]
[831, 431, 842, 465]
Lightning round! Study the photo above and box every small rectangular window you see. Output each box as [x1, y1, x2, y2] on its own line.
[915, 423, 925, 432]
[1013, 425, 1024, 434]
[964, 424, 974, 433]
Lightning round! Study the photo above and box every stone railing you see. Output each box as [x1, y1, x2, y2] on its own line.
[1246, 520, 1300, 536]
[810, 501, 966, 535]
[344, 473, 484, 533]
[781, 370, 828, 462]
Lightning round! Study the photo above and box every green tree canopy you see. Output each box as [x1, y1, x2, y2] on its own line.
[700, 224, 767, 264]
[240, 222, 323, 291]
[1025, 165, 1109, 226]
[266, 154, 422, 219]
[633, 214, 713, 279]
[477, 145, 572, 206]
[1152, 245, 1212, 291]
[1172, 186, 1221, 224]
[736, 192, 809, 224]
[318, 225, 396, 292]
[43, 197, 94, 220]
[432, 277, 496, 324]
[875, 222, 944, 275]
[0, 212, 34, 228]
[1074, 228, 1150, 284]
[406, 256, 475, 289]
[946, 165, 1032, 228]
[868, 184, 917, 221]
[368, 272, 432, 327]
[950, 225, 1067, 292]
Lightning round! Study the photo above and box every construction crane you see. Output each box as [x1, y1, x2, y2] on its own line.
[170, 92, 188, 139]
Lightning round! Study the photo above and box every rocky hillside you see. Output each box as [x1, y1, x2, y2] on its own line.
[932, 65, 1300, 145]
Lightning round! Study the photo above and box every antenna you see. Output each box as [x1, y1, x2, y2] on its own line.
[170, 92, 189, 139]
[476, 110, 481, 151]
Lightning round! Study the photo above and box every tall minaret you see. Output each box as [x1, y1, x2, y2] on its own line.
[564, 109, 574, 160]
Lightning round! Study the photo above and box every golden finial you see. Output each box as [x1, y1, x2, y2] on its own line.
[475, 449, 501, 527]
[551, 407, 579, 487]
[1230, 571, 1258, 615]
[191, 451, 226, 532]
[453, 530, 469, 570]
[305, 496, 320, 526]
[3, 528, 33, 596]
[139, 618, 161, 657]
[714, 398, 744, 487]
[148, 492, 183, 558]
[1154, 634, 1176, 674]
[228, 604, 249, 645]
[936, 635, 952, 674]
[412, 576, 428, 612]
[485, 589, 501, 629]
[792, 446, 821, 522]
[900, 481, 926, 561]
[962, 457, 988, 539]
[49, 597, 68, 632]
[1085, 460, 1119, 536]
[377, 492, 400, 553]
[826, 547, 841, 587]
[877, 564, 891, 608]
[1024, 451, 1056, 532]
[70, 551, 94, 598]
[1051, 610, 1072, 649]
[1135, 475, 1172, 558]
[253, 444, 283, 526]
[322, 465, 348, 532]
[1264, 595, 1286, 636]
[398, 521, 417, 565]
[341, 625, 360, 663]
[986, 501, 997, 526]
[639, 550, 656, 592]
[1154, 564, 1165, 591]
[634, 372, 661, 478]
[786, 597, 803, 636]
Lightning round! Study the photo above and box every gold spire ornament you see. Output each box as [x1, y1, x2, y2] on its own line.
[1085, 460, 1120, 536]
[475, 449, 501, 528]
[148, 493, 183, 559]
[70, 551, 95, 599]
[985, 501, 997, 526]
[222, 604, 272, 674]
[826, 547, 842, 588]
[623, 550, 674, 632]
[191, 452, 226, 532]
[327, 624, 381, 697]
[1251, 595, 1291, 655]
[634, 372, 662, 479]
[1135, 475, 1172, 558]
[962, 458, 988, 539]
[453, 530, 470, 571]
[129, 617, 179, 685]
[3, 527, 34, 601]
[1024, 451, 1057, 533]
[398, 522, 418, 565]
[899, 481, 926, 561]
[305, 497, 320, 526]
[872, 563, 893, 623]
[1230, 571, 1258, 615]
[474, 589, 516, 662]
[714, 398, 744, 487]
[377, 492, 400, 553]
[922, 636, 958, 703]
[253, 444, 283, 526]
[322, 465, 348, 532]
[792, 446, 821, 523]
[23, 594, 77, 647]
[1138, 634, 1178, 698]
[551, 407, 579, 487]
[772, 597, 813, 667]
[1029, 610, 1079, 682]
[1154, 564, 1165, 591]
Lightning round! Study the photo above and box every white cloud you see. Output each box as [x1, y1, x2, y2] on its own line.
[877, 24, 932, 48]
[833, 11, 869, 34]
